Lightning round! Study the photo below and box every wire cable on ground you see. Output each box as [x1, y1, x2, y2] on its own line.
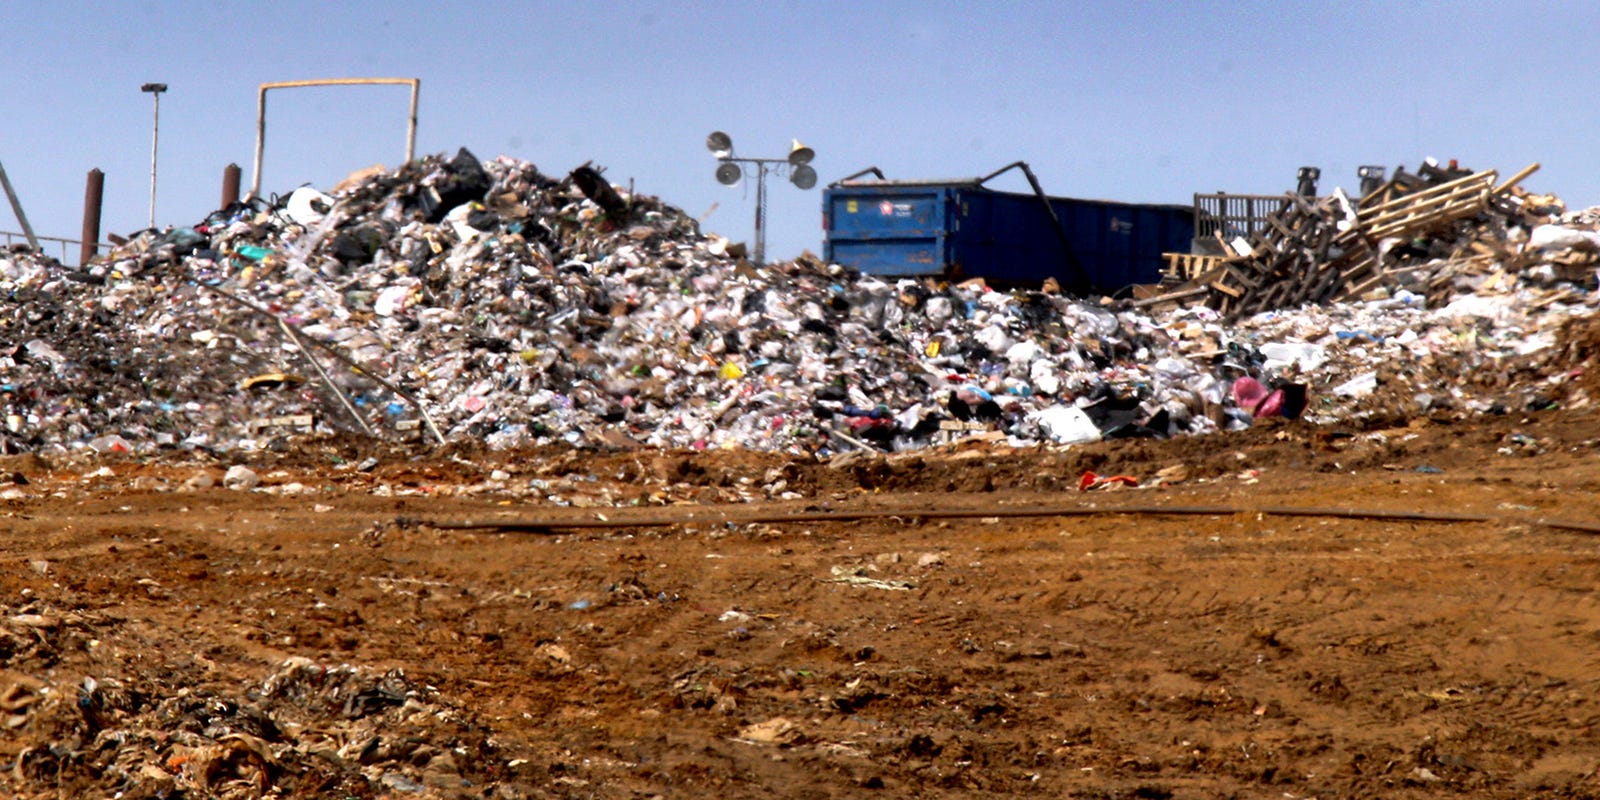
[415, 503, 1600, 536]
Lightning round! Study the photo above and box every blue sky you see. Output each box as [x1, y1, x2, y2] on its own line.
[2, 1, 1594, 264]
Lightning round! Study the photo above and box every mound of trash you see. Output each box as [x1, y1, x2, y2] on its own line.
[1, 149, 1597, 457]
[0, 601, 513, 798]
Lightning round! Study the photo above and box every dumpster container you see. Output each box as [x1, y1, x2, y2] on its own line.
[823, 167, 1194, 296]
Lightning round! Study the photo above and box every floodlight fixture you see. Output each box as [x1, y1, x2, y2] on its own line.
[790, 164, 817, 190]
[706, 131, 817, 266]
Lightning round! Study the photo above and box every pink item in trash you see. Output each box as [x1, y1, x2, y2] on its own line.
[1232, 376, 1284, 418]
[1255, 389, 1285, 418]
[1232, 377, 1268, 408]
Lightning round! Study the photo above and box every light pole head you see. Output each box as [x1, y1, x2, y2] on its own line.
[787, 139, 814, 166]
[141, 83, 167, 94]
[789, 164, 817, 190]
[704, 131, 816, 264]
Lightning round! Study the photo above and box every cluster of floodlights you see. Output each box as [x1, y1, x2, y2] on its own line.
[705, 131, 815, 266]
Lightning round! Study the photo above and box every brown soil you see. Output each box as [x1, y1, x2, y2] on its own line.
[4, 407, 1600, 798]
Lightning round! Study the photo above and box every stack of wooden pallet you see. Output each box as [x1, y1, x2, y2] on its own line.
[1139, 162, 1548, 318]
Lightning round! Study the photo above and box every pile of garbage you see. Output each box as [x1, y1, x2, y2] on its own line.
[1, 149, 1598, 458]
[1161, 159, 1584, 319]
[1166, 283, 1599, 426]
[0, 602, 513, 797]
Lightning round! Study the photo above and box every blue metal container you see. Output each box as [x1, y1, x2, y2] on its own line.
[823, 173, 1194, 295]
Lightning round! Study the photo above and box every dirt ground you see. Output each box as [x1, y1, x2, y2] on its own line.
[3, 403, 1600, 799]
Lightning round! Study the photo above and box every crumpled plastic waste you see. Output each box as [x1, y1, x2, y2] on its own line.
[1028, 405, 1101, 445]
[1078, 471, 1139, 491]
[1232, 376, 1284, 418]
[1529, 223, 1600, 252]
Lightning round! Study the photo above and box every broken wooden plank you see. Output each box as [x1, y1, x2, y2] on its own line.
[1130, 284, 1211, 308]
[1492, 162, 1539, 195]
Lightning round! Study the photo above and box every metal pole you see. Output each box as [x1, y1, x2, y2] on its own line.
[0, 161, 39, 252]
[977, 161, 1084, 294]
[81, 168, 104, 265]
[148, 90, 160, 228]
[405, 79, 419, 165]
[251, 84, 267, 200]
[221, 163, 241, 208]
[754, 163, 767, 266]
[195, 281, 447, 446]
[276, 317, 375, 439]
[707, 137, 813, 266]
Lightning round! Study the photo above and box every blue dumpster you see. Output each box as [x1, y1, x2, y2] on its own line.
[823, 174, 1194, 295]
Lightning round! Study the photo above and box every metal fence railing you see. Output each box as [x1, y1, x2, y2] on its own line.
[0, 230, 110, 268]
[1192, 193, 1292, 242]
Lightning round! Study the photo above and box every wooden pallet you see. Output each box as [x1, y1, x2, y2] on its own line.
[1138, 162, 1546, 318]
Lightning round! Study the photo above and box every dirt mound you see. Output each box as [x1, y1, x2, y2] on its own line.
[4, 407, 1600, 797]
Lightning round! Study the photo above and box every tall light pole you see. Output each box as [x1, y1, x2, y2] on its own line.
[706, 131, 816, 266]
[141, 82, 167, 229]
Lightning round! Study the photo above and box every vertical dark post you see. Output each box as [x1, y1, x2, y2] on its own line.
[221, 163, 241, 208]
[1296, 166, 1320, 198]
[81, 169, 104, 265]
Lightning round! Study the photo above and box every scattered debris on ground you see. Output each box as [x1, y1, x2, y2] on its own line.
[2, 407, 1600, 798]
